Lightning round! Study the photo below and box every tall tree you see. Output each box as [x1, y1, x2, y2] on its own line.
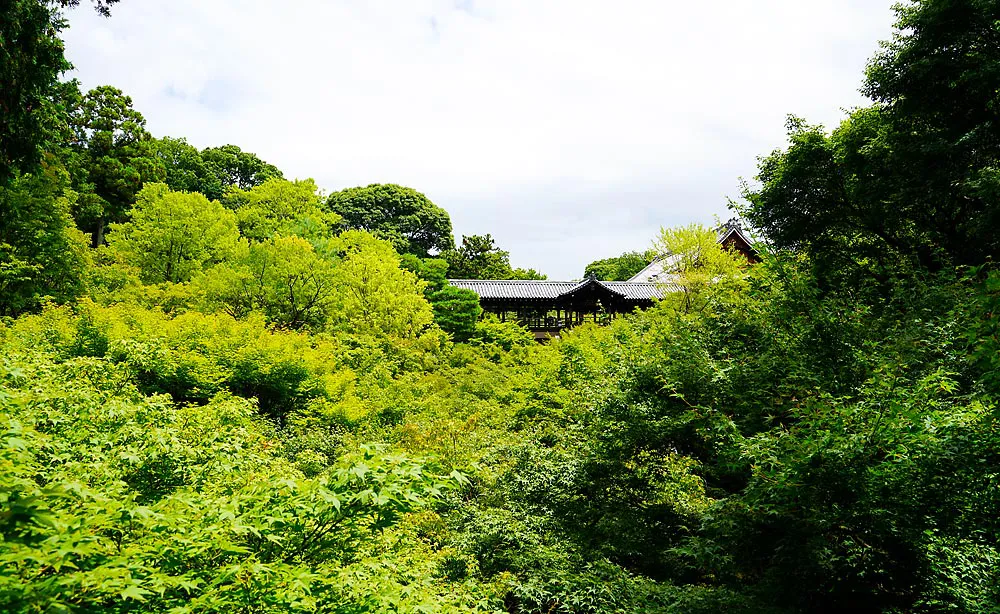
[0, 0, 68, 182]
[742, 0, 1000, 285]
[67, 85, 164, 245]
[428, 285, 482, 341]
[399, 254, 449, 293]
[326, 184, 454, 258]
[0, 0, 122, 183]
[327, 231, 435, 338]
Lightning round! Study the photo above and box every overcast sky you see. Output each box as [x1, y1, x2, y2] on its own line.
[63, 0, 897, 278]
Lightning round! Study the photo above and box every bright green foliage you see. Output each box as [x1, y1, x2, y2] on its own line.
[3, 298, 436, 426]
[429, 285, 482, 342]
[327, 231, 435, 338]
[196, 230, 435, 339]
[66, 85, 165, 245]
[0, 161, 90, 316]
[106, 183, 242, 284]
[221, 177, 339, 243]
[9, 303, 331, 424]
[443, 234, 546, 280]
[583, 250, 654, 280]
[0, 347, 470, 612]
[196, 235, 339, 330]
[654, 223, 747, 314]
[3, 1, 1000, 612]
[469, 315, 534, 352]
[200, 144, 283, 193]
[326, 184, 454, 257]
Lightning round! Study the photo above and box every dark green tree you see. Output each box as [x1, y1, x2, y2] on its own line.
[200, 144, 283, 194]
[0, 0, 122, 183]
[0, 158, 90, 315]
[150, 137, 224, 199]
[443, 234, 545, 280]
[399, 253, 449, 293]
[67, 85, 164, 245]
[742, 0, 1000, 284]
[326, 184, 454, 258]
[0, 0, 68, 182]
[428, 284, 482, 341]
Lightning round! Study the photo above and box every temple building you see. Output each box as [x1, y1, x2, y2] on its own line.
[449, 220, 756, 340]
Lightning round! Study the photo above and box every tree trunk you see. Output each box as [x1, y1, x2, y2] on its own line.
[92, 218, 105, 248]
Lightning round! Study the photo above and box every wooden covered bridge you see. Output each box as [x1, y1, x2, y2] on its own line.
[449, 220, 756, 339]
[448, 277, 672, 339]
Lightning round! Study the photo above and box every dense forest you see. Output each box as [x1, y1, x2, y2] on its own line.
[2, 0, 1000, 612]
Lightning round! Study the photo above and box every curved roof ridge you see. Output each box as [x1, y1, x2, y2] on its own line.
[558, 277, 628, 299]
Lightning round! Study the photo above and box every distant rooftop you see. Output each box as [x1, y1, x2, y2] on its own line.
[627, 218, 757, 282]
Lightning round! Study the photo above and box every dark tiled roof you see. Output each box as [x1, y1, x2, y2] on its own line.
[448, 280, 579, 299]
[448, 278, 673, 301]
[605, 281, 675, 299]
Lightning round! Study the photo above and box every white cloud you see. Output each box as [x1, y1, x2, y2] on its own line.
[63, 0, 897, 277]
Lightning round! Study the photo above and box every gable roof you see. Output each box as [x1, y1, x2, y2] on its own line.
[626, 255, 681, 284]
[628, 218, 757, 282]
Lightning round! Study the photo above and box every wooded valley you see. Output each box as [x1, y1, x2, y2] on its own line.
[3, 0, 1000, 612]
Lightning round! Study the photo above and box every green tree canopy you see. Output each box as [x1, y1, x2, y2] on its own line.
[106, 183, 242, 284]
[0, 1, 122, 182]
[653, 223, 747, 315]
[327, 231, 434, 338]
[196, 235, 339, 330]
[151, 139, 285, 202]
[0, 0, 69, 182]
[201, 144, 283, 193]
[583, 250, 654, 281]
[221, 177, 338, 243]
[442, 234, 545, 280]
[0, 160, 90, 316]
[149, 136, 224, 199]
[326, 184, 454, 258]
[428, 285, 482, 342]
[66, 85, 165, 245]
[742, 0, 1000, 285]
[195, 230, 434, 338]
[399, 254, 450, 293]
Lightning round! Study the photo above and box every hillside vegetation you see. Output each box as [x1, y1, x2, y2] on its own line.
[3, 0, 1000, 612]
